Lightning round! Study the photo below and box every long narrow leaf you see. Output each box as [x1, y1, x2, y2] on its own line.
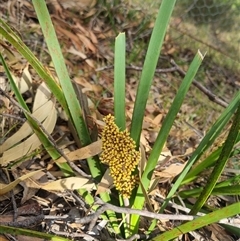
[130, 51, 205, 233]
[152, 202, 240, 241]
[32, 0, 90, 146]
[114, 33, 126, 130]
[159, 91, 240, 213]
[190, 102, 240, 215]
[130, 0, 177, 146]
[0, 19, 69, 116]
[0, 54, 29, 112]
[31, 0, 102, 181]
[182, 134, 240, 185]
[179, 184, 240, 198]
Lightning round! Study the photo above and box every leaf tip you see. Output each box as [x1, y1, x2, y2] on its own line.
[197, 50, 206, 60]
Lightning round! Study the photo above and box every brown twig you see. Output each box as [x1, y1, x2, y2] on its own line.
[96, 65, 177, 73]
[79, 198, 240, 226]
[126, 65, 178, 73]
[170, 59, 229, 108]
[0, 113, 26, 122]
[96, 61, 228, 109]
[0, 214, 44, 227]
[0, 88, 91, 179]
[43, 198, 197, 228]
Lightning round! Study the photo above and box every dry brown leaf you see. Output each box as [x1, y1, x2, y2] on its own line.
[68, 46, 95, 68]
[139, 142, 147, 176]
[148, 177, 162, 194]
[0, 185, 22, 202]
[10, 64, 32, 94]
[59, 0, 96, 10]
[207, 223, 234, 241]
[95, 168, 112, 196]
[0, 43, 16, 63]
[32, 82, 52, 111]
[74, 76, 102, 93]
[0, 236, 8, 241]
[140, 132, 151, 152]
[55, 139, 102, 163]
[41, 177, 95, 191]
[152, 113, 163, 125]
[0, 83, 55, 154]
[155, 163, 186, 180]
[76, 32, 96, 53]
[0, 170, 42, 195]
[55, 24, 81, 46]
[158, 148, 172, 162]
[0, 72, 8, 92]
[12, 169, 45, 204]
[0, 98, 57, 165]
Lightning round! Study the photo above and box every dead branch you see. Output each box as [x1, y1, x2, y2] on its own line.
[96, 61, 228, 109]
[170, 59, 229, 108]
[96, 65, 177, 73]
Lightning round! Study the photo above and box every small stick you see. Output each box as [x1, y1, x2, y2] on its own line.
[0, 113, 26, 122]
[170, 59, 228, 108]
[96, 61, 228, 109]
[96, 64, 177, 73]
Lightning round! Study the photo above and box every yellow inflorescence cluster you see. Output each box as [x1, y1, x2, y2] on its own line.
[100, 114, 140, 198]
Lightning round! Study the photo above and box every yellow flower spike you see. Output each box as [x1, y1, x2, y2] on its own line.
[100, 114, 141, 198]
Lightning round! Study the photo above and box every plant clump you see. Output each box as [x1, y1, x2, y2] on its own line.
[100, 114, 140, 198]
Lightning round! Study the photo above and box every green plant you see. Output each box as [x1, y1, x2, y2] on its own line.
[0, 0, 239, 240]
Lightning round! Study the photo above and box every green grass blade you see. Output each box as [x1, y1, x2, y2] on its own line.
[152, 202, 240, 241]
[190, 102, 240, 215]
[130, 51, 205, 233]
[130, 0, 177, 147]
[114, 33, 126, 130]
[32, 2, 116, 231]
[31, 0, 103, 181]
[159, 92, 240, 213]
[0, 53, 29, 112]
[220, 224, 240, 237]
[179, 184, 240, 198]
[182, 134, 240, 185]
[215, 174, 240, 188]
[0, 19, 69, 116]
[32, 0, 90, 146]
